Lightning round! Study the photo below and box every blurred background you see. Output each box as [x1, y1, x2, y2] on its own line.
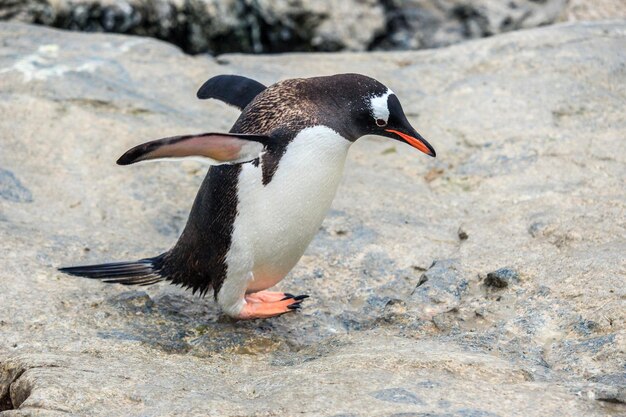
[1, 0, 624, 55]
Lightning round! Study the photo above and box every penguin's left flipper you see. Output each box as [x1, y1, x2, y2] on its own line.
[196, 75, 266, 110]
[117, 132, 270, 166]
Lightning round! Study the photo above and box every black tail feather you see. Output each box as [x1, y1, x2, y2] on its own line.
[58, 256, 166, 286]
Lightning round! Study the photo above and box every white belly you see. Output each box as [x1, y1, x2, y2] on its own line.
[227, 126, 351, 293]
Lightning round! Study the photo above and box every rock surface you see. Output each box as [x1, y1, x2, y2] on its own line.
[1, 20, 625, 416]
[2, 0, 625, 54]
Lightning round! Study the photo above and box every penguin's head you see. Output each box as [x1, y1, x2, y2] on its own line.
[318, 74, 436, 157]
[362, 87, 436, 157]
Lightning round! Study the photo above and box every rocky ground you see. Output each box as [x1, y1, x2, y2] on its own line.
[2, 0, 625, 54]
[0, 20, 625, 417]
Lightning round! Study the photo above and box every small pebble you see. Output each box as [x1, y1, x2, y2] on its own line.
[485, 268, 519, 289]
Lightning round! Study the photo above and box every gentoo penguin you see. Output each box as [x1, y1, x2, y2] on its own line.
[60, 73, 435, 320]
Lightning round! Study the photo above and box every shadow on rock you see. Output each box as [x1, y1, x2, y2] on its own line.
[101, 289, 304, 357]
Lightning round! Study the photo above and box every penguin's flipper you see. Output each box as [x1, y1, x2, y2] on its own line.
[196, 75, 266, 110]
[117, 132, 269, 166]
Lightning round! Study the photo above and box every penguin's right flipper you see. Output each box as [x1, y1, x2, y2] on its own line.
[196, 75, 266, 110]
[116, 132, 270, 166]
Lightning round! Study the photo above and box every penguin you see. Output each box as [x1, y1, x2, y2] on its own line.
[59, 73, 436, 320]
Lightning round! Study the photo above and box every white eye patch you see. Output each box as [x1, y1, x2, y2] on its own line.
[368, 89, 393, 123]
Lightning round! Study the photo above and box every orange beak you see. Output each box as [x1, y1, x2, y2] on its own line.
[385, 129, 436, 157]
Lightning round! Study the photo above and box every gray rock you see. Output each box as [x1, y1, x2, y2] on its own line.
[589, 384, 626, 405]
[409, 259, 468, 320]
[563, 0, 626, 21]
[0, 20, 625, 416]
[0, 169, 33, 203]
[107, 290, 154, 312]
[370, 388, 424, 405]
[588, 373, 626, 404]
[456, 410, 501, 417]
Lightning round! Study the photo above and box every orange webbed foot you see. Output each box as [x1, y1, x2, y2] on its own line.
[245, 290, 293, 303]
[235, 292, 309, 320]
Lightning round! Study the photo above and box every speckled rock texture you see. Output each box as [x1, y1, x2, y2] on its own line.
[0, 21, 625, 416]
[3, 0, 625, 54]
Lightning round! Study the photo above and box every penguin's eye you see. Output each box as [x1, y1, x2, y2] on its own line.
[376, 119, 387, 127]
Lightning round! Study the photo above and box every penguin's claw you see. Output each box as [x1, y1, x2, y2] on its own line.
[292, 294, 309, 301]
